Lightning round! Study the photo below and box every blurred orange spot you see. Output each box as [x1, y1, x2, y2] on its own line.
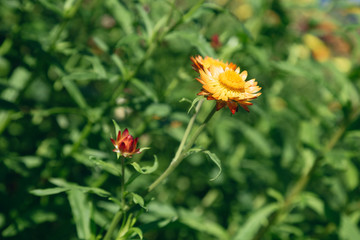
[170, 121, 183, 128]
[303, 34, 330, 62]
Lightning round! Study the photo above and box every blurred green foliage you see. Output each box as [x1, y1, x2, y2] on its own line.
[1, 0, 360, 239]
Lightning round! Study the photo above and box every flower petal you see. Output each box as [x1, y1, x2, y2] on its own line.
[191, 55, 261, 113]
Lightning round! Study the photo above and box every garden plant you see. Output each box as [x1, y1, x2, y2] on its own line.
[1, 0, 360, 239]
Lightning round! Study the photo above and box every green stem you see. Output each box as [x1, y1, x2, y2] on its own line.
[148, 100, 217, 193]
[103, 210, 123, 240]
[121, 156, 126, 208]
[103, 156, 128, 240]
[183, 105, 217, 153]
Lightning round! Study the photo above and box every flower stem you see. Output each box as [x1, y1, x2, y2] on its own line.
[121, 156, 126, 208]
[148, 100, 217, 193]
[103, 210, 123, 240]
[103, 156, 128, 240]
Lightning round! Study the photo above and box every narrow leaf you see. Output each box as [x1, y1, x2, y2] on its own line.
[179, 208, 229, 239]
[78, 186, 111, 198]
[49, 177, 112, 197]
[185, 96, 202, 114]
[136, 4, 153, 39]
[105, 0, 133, 34]
[130, 155, 158, 174]
[131, 78, 158, 102]
[112, 119, 121, 137]
[111, 54, 127, 76]
[30, 187, 69, 196]
[234, 203, 279, 240]
[203, 150, 222, 181]
[62, 77, 88, 109]
[131, 193, 146, 210]
[128, 227, 143, 239]
[91, 156, 122, 176]
[67, 189, 91, 240]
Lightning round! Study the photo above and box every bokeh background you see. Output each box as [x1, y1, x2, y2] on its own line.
[1, 0, 360, 239]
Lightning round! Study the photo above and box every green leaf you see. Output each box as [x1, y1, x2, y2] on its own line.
[234, 203, 279, 240]
[267, 188, 284, 204]
[202, 3, 226, 12]
[181, 0, 206, 24]
[299, 192, 325, 217]
[49, 178, 68, 187]
[38, 0, 62, 16]
[63, 71, 101, 81]
[105, 0, 133, 34]
[202, 150, 222, 181]
[63, 0, 82, 18]
[166, 31, 215, 58]
[125, 172, 141, 187]
[130, 192, 146, 209]
[131, 78, 158, 102]
[91, 156, 122, 176]
[340, 214, 360, 240]
[112, 119, 121, 137]
[2, 67, 31, 102]
[343, 158, 359, 191]
[229, 119, 272, 157]
[111, 54, 128, 77]
[130, 155, 158, 174]
[145, 103, 171, 118]
[30, 187, 69, 196]
[117, 214, 139, 240]
[90, 37, 109, 55]
[179, 208, 229, 239]
[136, 4, 153, 40]
[61, 77, 88, 109]
[272, 61, 307, 77]
[127, 227, 143, 239]
[300, 121, 321, 149]
[48, 178, 111, 197]
[67, 189, 91, 240]
[182, 96, 202, 114]
[78, 186, 111, 198]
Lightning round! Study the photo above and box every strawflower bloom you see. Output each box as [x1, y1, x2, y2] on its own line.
[110, 128, 140, 158]
[191, 55, 261, 113]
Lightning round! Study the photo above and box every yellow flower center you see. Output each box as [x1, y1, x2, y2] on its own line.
[219, 70, 245, 91]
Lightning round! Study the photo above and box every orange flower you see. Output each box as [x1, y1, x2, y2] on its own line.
[191, 55, 261, 113]
[110, 129, 140, 158]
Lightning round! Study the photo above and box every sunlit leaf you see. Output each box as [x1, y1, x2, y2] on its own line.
[30, 187, 69, 196]
[234, 203, 279, 240]
[67, 189, 91, 240]
[340, 214, 360, 240]
[105, 0, 133, 34]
